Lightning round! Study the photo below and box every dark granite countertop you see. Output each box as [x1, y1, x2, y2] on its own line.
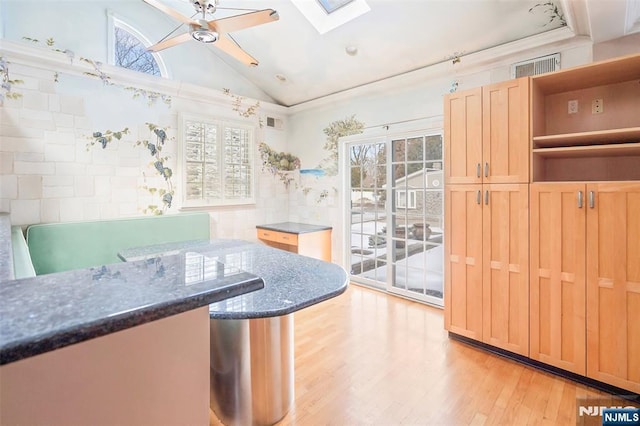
[120, 239, 348, 319]
[0, 213, 14, 281]
[256, 222, 332, 234]
[0, 253, 264, 365]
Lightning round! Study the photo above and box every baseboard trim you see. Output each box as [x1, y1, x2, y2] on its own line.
[448, 332, 640, 404]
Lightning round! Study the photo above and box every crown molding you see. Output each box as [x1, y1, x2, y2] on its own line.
[287, 27, 586, 114]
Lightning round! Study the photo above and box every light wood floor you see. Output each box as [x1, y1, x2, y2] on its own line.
[212, 284, 638, 425]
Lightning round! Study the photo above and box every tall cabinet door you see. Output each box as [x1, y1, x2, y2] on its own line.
[482, 78, 530, 184]
[444, 87, 482, 185]
[530, 183, 586, 374]
[586, 182, 640, 393]
[482, 184, 529, 356]
[444, 185, 483, 340]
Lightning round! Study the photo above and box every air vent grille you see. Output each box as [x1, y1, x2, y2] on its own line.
[266, 116, 284, 130]
[511, 53, 560, 78]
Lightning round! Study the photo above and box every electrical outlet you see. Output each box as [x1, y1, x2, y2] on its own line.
[592, 98, 604, 114]
[568, 100, 579, 114]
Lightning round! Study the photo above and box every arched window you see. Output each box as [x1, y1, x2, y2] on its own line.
[107, 12, 169, 78]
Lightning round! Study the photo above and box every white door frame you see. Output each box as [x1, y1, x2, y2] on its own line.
[340, 118, 444, 306]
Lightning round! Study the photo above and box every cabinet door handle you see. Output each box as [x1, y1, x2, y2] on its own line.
[476, 190, 481, 205]
[484, 162, 489, 178]
[476, 163, 481, 178]
[484, 190, 489, 205]
[589, 191, 595, 209]
[577, 191, 583, 208]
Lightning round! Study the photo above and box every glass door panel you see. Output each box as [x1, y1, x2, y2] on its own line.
[349, 141, 387, 289]
[346, 132, 443, 306]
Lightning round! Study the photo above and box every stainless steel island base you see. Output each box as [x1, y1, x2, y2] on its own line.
[210, 314, 294, 426]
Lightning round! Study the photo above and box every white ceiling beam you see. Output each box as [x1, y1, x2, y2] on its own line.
[560, 0, 591, 36]
[586, 0, 628, 42]
[626, 0, 640, 34]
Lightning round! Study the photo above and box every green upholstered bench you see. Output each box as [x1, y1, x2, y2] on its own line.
[26, 213, 211, 275]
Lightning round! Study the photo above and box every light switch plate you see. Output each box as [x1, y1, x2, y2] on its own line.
[568, 100, 578, 114]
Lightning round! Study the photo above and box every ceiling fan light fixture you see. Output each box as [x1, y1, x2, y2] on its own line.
[191, 0, 217, 14]
[191, 29, 219, 43]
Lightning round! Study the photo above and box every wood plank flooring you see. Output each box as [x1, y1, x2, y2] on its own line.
[211, 284, 638, 425]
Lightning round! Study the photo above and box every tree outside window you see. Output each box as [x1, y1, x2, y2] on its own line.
[114, 26, 161, 76]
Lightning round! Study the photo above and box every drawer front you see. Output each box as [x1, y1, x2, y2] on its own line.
[257, 229, 298, 246]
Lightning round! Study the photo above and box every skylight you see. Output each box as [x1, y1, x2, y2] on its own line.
[291, 0, 370, 34]
[317, 0, 356, 14]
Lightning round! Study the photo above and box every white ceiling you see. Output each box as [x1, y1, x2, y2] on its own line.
[98, 0, 640, 106]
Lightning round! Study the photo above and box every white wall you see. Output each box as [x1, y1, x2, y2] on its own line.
[593, 33, 640, 61]
[0, 41, 288, 241]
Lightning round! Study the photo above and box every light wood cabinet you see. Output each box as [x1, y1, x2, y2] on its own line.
[444, 79, 529, 185]
[482, 78, 530, 184]
[257, 224, 332, 262]
[445, 55, 639, 393]
[444, 185, 483, 340]
[481, 184, 529, 356]
[444, 184, 529, 355]
[444, 80, 530, 356]
[444, 87, 483, 185]
[586, 182, 640, 393]
[530, 183, 586, 374]
[530, 182, 640, 390]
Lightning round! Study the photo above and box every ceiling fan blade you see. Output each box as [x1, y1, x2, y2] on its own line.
[213, 35, 259, 67]
[208, 9, 279, 34]
[147, 32, 192, 52]
[142, 0, 198, 26]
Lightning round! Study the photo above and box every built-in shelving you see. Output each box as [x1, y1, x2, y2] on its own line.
[532, 53, 640, 94]
[532, 127, 640, 148]
[530, 53, 640, 182]
[533, 142, 640, 158]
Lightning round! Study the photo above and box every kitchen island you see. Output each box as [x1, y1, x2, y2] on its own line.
[120, 239, 349, 425]
[0, 218, 348, 426]
[0, 233, 265, 425]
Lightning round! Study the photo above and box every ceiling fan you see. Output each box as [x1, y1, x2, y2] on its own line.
[142, 0, 279, 66]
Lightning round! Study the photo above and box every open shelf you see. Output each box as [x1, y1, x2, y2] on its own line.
[531, 54, 640, 94]
[533, 142, 640, 158]
[533, 127, 640, 148]
[531, 53, 640, 182]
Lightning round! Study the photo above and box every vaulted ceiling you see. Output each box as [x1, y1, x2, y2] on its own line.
[2, 0, 638, 107]
[146, 0, 637, 106]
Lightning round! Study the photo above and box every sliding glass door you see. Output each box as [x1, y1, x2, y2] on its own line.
[346, 130, 444, 306]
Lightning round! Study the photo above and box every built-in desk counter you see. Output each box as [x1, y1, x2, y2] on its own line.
[257, 222, 332, 261]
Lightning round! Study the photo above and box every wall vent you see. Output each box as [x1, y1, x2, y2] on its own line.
[266, 116, 284, 130]
[510, 53, 560, 78]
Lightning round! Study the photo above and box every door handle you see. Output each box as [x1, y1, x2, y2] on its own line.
[589, 191, 595, 209]
[484, 190, 489, 205]
[577, 191, 583, 208]
[484, 162, 489, 178]
[476, 190, 481, 205]
[476, 163, 481, 178]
